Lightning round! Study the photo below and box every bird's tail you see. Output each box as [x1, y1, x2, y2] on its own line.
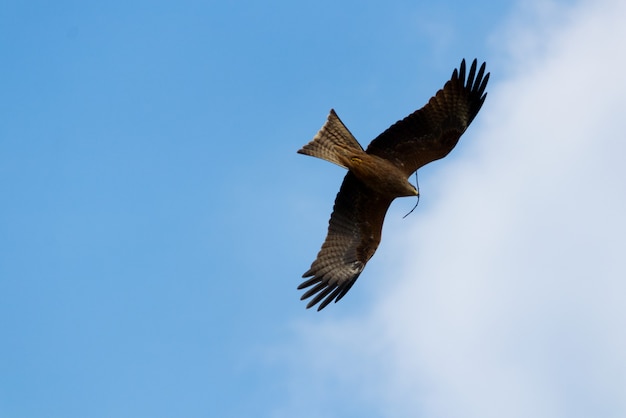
[297, 109, 363, 169]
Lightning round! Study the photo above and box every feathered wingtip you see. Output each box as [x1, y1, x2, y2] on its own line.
[453, 59, 490, 125]
[297, 274, 359, 311]
[455, 59, 490, 101]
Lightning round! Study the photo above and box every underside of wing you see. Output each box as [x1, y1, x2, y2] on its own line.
[366, 59, 490, 176]
[299, 172, 393, 311]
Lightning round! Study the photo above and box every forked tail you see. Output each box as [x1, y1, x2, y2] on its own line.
[297, 109, 363, 169]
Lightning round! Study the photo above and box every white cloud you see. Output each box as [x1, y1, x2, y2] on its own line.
[279, 0, 626, 416]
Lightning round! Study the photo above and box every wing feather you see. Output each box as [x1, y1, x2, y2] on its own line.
[298, 172, 393, 310]
[365, 59, 490, 176]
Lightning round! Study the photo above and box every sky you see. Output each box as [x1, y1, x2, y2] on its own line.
[1, 0, 625, 417]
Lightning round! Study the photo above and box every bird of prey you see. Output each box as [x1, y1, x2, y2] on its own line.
[297, 59, 490, 311]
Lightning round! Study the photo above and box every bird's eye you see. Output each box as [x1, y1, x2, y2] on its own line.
[351, 157, 362, 163]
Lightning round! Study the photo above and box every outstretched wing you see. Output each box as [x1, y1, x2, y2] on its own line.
[299, 172, 393, 311]
[366, 59, 490, 176]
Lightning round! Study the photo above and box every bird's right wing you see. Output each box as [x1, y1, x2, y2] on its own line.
[366, 59, 489, 176]
[299, 172, 393, 310]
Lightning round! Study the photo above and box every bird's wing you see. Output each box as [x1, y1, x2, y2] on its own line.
[299, 172, 393, 311]
[365, 59, 489, 176]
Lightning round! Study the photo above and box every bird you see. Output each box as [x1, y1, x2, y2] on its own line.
[297, 58, 490, 311]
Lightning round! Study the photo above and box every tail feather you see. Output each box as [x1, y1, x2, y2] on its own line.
[297, 109, 363, 168]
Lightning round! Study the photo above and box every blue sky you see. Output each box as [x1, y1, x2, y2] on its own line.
[2, 0, 626, 417]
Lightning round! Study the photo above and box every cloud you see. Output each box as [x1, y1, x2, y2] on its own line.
[278, 0, 626, 417]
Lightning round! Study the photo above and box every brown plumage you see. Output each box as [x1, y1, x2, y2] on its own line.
[298, 59, 490, 310]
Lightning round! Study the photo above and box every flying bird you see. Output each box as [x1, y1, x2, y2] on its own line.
[297, 58, 489, 311]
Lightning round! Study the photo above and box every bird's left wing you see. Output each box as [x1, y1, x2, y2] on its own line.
[299, 172, 393, 310]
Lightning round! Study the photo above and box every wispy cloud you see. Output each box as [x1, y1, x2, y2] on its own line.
[278, 0, 626, 417]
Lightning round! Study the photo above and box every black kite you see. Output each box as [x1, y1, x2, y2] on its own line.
[297, 59, 490, 310]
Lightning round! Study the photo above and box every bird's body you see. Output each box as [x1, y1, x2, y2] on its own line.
[299, 111, 419, 199]
[298, 59, 490, 310]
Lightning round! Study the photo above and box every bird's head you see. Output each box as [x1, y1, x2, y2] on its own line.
[399, 179, 419, 197]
